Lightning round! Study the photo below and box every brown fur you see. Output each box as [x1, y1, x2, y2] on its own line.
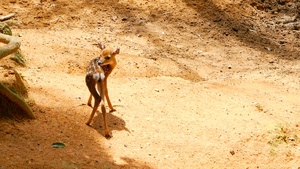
[85, 43, 120, 137]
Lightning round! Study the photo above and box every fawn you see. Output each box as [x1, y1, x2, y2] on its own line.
[85, 43, 120, 137]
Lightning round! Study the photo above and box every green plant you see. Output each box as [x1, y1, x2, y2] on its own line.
[267, 122, 300, 156]
[25, 97, 35, 106]
[0, 22, 12, 36]
[270, 148, 276, 156]
[11, 50, 26, 66]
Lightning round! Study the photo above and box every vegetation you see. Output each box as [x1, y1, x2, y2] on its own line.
[267, 122, 300, 155]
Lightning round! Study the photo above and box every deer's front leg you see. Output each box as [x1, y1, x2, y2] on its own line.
[104, 79, 115, 112]
[101, 101, 110, 137]
[87, 94, 93, 107]
[98, 81, 111, 137]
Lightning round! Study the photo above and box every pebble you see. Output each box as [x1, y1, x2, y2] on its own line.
[288, 137, 295, 141]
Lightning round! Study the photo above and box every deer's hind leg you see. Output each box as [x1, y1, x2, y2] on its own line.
[85, 75, 101, 125]
[86, 96, 101, 125]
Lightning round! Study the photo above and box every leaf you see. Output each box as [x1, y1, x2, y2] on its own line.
[52, 142, 66, 148]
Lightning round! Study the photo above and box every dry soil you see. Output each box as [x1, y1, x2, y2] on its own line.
[0, 0, 300, 168]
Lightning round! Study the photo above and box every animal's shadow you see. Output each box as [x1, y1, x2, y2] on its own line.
[87, 107, 130, 139]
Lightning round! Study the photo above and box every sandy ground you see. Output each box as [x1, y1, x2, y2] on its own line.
[0, 0, 300, 168]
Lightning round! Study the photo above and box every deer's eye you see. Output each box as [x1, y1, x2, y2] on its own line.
[105, 55, 111, 60]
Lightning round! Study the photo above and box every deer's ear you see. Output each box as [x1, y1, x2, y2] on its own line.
[98, 43, 105, 50]
[93, 42, 105, 50]
[114, 48, 120, 54]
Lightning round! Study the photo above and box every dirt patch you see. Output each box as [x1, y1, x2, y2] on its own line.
[0, 0, 300, 168]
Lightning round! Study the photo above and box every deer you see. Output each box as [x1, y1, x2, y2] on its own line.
[85, 42, 120, 137]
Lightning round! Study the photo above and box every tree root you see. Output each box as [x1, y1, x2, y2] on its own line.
[0, 33, 20, 59]
[0, 83, 35, 119]
[0, 14, 15, 22]
[0, 33, 35, 119]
